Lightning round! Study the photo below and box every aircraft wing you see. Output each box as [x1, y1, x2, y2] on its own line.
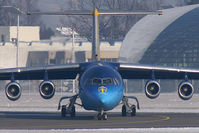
[118, 63, 199, 79]
[0, 63, 80, 80]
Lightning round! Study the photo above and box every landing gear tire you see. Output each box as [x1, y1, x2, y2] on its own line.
[97, 113, 107, 120]
[102, 113, 108, 120]
[131, 105, 136, 116]
[70, 106, 76, 117]
[61, 105, 66, 117]
[97, 113, 102, 120]
[122, 105, 127, 116]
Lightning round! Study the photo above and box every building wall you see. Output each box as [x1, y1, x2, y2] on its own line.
[0, 41, 122, 68]
[0, 26, 40, 42]
[10, 26, 40, 42]
[140, 7, 199, 68]
[0, 27, 9, 42]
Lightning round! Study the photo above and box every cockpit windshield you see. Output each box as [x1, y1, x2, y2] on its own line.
[103, 79, 112, 85]
[93, 78, 102, 85]
[89, 78, 119, 85]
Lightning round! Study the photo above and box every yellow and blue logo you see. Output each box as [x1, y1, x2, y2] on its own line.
[98, 86, 107, 94]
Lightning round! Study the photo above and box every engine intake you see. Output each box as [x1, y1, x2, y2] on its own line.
[39, 80, 55, 99]
[5, 82, 22, 101]
[145, 80, 160, 99]
[178, 81, 194, 100]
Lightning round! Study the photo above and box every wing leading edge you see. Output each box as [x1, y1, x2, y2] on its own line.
[0, 63, 80, 80]
[118, 63, 199, 79]
[1, 62, 199, 80]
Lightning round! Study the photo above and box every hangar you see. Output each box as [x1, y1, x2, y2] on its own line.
[120, 4, 199, 68]
[119, 4, 199, 92]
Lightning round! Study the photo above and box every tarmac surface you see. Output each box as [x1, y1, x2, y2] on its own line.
[1, 93, 199, 131]
[0, 111, 199, 129]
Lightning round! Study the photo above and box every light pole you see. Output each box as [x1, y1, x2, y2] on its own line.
[71, 26, 76, 93]
[16, 13, 19, 67]
[0, 6, 25, 67]
[71, 26, 75, 63]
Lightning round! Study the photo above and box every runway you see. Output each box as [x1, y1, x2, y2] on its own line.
[0, 112, 199, 129]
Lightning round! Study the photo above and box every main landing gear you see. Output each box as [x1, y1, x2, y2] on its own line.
[61, 105, 76, 117]
[122, 96, 140, 117]
[97, 110, 108, 120]
[58, 94, 81, 118]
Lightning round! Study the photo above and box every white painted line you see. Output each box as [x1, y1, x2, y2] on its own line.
[1, 128, 199, 133]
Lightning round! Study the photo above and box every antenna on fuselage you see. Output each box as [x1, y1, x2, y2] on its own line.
[27, 9, 162, 62]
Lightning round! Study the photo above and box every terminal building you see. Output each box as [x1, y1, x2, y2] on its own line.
[0, 41, 121, 68]
[0, 26, 122, 68]
[119, 4, 199, 93]
[0, 26, 122, 93]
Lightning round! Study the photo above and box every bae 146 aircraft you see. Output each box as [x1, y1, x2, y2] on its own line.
[0, 8, 197, 120]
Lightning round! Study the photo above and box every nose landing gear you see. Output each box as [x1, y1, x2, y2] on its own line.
[97, 110, 108, 120]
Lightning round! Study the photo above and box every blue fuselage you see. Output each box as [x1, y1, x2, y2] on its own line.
[79, 62, 124, 111]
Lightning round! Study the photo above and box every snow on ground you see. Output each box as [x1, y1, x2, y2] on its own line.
[0, 92, 199, 113]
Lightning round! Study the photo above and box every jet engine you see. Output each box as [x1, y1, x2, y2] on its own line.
[5, 82, 22, 101]
[39, 80, 55, 99]
[178, 81, 194, 100]
[145, 80, 160, 99]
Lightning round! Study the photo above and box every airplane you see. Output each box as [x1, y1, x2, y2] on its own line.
[0, 8, 197, 120]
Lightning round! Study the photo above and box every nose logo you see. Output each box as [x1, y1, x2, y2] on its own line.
[98, 86, 107, 94]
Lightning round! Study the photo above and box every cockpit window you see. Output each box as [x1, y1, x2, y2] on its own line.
[113, 78, 120, 86]
[85, 79, 92, 86]
[91, 78, 115, 85]
[93, 78, 102, 85]
[103, 78, 112, 85]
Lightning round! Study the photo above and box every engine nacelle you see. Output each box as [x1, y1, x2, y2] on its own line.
[178, 81, 194, 100]
[145, 80, 160, 99]
[39, 80, 55, 99]
[5, 82, 22, 101]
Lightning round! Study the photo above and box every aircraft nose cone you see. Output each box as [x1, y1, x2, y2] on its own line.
[99, 99, 105, 105]
[98, 96, 109, 107]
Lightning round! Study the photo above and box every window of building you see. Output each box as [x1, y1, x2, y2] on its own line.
[1, 35, 5, 42]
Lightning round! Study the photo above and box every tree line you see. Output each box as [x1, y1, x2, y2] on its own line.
[0, 0, 192, 40]
[60, 0, 191, 41]
[0, 0, 54, 40]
